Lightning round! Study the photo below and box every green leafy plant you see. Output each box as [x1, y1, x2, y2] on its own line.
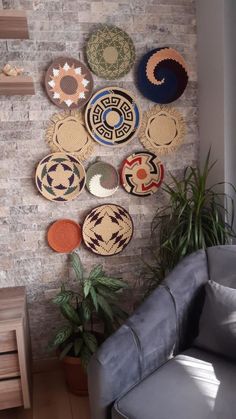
[49, 253, 128, 369]
[145, 151, 235, 293]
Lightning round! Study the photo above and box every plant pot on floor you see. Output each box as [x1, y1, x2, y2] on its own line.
[61, 355, 88, 396]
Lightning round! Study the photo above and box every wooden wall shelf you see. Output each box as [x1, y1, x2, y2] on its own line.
[0, 10, 29, 39]
[0, 74, 35, 96]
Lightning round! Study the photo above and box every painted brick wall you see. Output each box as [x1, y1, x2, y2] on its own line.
[0, 0, 198, 359]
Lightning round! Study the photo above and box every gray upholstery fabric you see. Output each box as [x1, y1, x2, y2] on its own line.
[207, 245, 236, 287]
[163, 249, 209, 349]
[88, 250, 209, 419]
[112, 348, 236, 419]
[88, 246, 236, 419]
[194, 280, 236, 361]
[88, 285, 177, 419]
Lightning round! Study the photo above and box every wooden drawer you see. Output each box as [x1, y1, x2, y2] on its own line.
[0, 330, 17, 353]
[0, 378, 23, 409]
[0, 353, 20, 379]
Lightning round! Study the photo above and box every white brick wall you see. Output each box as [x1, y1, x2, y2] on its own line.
[0, 0, 198, 358]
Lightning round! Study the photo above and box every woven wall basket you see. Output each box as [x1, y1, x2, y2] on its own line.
[85, 87, 141, 147]
[46, 110, 95, 161]
[137, 47, 188, 103]
[121, 151, 164, 197]
[35, 153, 86, 202]
[47, 219, 82, 253]
[139, 105, 185, 155]
[86, 25, 135, 80]
[86, 161, 119, 197]
[45, 57, 93, 109]
[82, 204, 133, 256]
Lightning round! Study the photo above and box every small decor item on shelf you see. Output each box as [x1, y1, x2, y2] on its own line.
[85, 87, 141, 147]
[45, 57, 93, 109]
[121, 151, 164, 197]
[82, 204, 133, 256]
[46, 110, 95, 161]
[35, 152, 86, 202]
[137, 47, 188, 103]
[86, 161, 119, 198]
[139, 105, 185, 155]
[1, 63, 24, 76]
[86, 25, 135, 80]
[48, 252, 128, 395]
[47, 219, 82, 253]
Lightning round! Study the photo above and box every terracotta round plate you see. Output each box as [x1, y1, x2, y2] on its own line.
[46, 110, 95, 161]
[85, 87, 141, 147]
[137, 47, 188, 103]
[86, 25, 135, 80]
[47, 219, 82, 253]
[45, 57, 93, 109]
[139, 105, 185, 155]
[82, 204, 133, 256]
[86, 161, 119, 197]
[35, 153, 86, 202]
[121, 151, 164, 196]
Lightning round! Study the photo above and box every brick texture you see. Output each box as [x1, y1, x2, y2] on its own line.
[0, 0, 198, 359]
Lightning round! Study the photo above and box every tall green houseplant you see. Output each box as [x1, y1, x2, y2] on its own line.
[147, 152, 235, 292]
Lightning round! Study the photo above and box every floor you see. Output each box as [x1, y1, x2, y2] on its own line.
[0, 368, 90, 419]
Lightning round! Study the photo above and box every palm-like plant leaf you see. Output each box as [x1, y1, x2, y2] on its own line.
[81, 299, 92, 321]
[90, 286, 98, 311]
[70, 252, 83, 282]
[89, 264, 104, 280]
[83, 279, 91, 298]
[74, 338, 83, 356]
[95, 277, 128, 291]
[50, 325, 73, 348]
[83, 332, 98, 353]
[97, 295, 113, 320]
[59, 342, 73, 360]
[53, 290, 74, 305]
[60, 302, 81, 325]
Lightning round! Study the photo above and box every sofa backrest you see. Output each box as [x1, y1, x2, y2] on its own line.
[164, 249, 209, 351]
[207, 245, 236, 287]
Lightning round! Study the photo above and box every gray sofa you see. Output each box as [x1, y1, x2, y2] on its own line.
[88, 245, 236, 419]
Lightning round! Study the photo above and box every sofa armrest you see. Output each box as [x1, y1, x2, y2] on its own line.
[88, 285, 177, 419]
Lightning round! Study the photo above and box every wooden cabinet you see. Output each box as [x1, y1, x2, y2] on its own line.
[0, 287, 31, 410]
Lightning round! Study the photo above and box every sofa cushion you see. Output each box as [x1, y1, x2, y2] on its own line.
[194, 280, 236, 361]
[112, 348, 236, 419]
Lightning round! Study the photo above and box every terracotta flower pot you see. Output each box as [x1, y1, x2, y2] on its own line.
[61, 355, 88, 396]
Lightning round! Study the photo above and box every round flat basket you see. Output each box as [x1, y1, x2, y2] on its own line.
[46, 110, 95, 161]
[86, 161, 119, 197]
[35, 153, 86, 202]
[121, 151, 164, 197]
[139, 105, 185, 155]
[82, 204, 133, 256]
[137, 47, 188, 104]
[47, 219, 82, 253]
[86, 25, 135, 80]
[45, 57, 93, 109]
[85, 87, 141, 147]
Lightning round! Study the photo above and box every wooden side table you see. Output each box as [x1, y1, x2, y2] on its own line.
[0, 286, 31, 410]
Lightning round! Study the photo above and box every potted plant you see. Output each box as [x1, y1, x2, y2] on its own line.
[49, 252, 128, 396]
[144, 151, 236, 294]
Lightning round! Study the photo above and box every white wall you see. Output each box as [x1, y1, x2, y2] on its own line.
[196, 0, 225, 186]
[197, 0, 236, 229]
[224, 0, 236, 197]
